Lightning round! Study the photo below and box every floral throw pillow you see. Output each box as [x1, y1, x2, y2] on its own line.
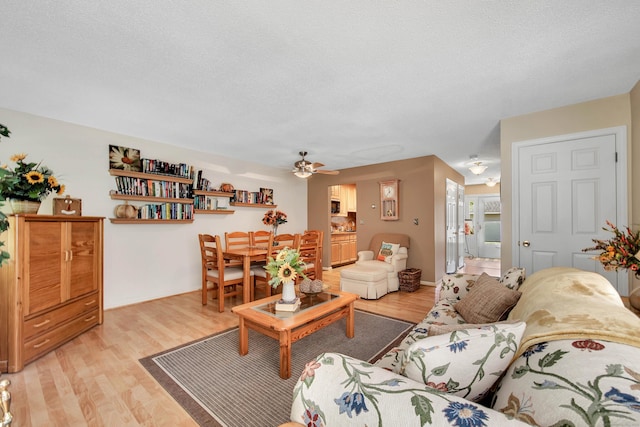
[499, 267, 526, 290]
[377, 241, 400, 263]
[400, 322, 526, 402]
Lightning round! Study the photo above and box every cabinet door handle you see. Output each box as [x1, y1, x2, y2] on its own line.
[69, 250, 73, 261]
[33, 319, 51, 328]
[64, 250, 69, 262]
[33, 339, 50, 349]
[84, 315, 96, 322]
[84, 300, 96, 306]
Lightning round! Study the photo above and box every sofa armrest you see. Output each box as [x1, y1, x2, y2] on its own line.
[290, 352, 529, 426]
[390, 251, 408, 272]
[357, 250, 374, 261]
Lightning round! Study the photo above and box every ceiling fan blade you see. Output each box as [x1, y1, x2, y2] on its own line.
[315, 169, 340, 175]
[311, 162, 325, 169]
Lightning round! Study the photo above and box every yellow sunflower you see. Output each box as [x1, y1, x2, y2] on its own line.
[10, 153, 26, 162]
[276, 249, 289, 261]
[24, 170, 44, 184]
[277, 262, 297, 284]
[48, 176, 59, 187]
[57, 184, 65, 195]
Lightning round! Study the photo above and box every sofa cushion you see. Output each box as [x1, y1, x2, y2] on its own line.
[454, 273, 522, 323]
[377, 241, 400, 262]
[492, 339, 640, 426]
[428, 320, 509, 336]
[400, 322, 526, 402]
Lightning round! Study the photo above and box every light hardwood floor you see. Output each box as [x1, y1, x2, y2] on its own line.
[1, 266, 436, 426]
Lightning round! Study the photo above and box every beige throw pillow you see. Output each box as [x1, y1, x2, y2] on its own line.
[454, 273, 522, 323]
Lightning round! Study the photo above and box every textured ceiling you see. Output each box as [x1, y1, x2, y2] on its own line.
[1, 1, 639, 184]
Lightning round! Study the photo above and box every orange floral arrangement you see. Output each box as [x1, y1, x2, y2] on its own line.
[582, 220, 640, 277]
[262, 209, 287, 226]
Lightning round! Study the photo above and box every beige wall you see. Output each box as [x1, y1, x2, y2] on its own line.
[307, 155, 464, 282]
[465, 183, 501, 195]
[500, 92, 639, 291]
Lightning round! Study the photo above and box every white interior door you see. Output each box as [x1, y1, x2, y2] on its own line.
[513, 127, 628, 294]
[445, 179, 458, 273]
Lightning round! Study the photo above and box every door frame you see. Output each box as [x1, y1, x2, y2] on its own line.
[511, 126, 628, 289]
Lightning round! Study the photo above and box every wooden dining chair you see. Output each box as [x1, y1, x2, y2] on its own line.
[304, 229, 324, 280]
[298, 231, 321, 281]
[251, 230, 272, 248]
[224, 231, 252, 267]
[199, 234, 252, 312]
[252, 233, 300, 299]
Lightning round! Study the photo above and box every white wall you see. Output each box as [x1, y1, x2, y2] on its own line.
[0, 108, 308, 309]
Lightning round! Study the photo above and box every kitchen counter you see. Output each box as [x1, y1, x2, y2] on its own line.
[331, 231, 356, 234]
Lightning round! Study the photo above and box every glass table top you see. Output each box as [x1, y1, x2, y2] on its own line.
[252, 291, 340, 318]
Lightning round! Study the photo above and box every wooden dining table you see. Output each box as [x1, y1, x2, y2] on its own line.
[222, 246, 268, 303]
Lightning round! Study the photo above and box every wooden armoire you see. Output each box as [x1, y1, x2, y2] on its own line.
[0, 215, 104, 372]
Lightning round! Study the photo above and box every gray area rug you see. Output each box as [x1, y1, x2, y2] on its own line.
[140, 310, 414, 427]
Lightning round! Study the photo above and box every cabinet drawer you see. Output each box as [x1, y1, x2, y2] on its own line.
[24, 292, 100, 340]
[23, 308, 100, 364]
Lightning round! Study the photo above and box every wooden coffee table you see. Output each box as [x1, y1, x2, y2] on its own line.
[231, 290, 358, 379]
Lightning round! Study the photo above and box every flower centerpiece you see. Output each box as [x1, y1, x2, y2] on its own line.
[264, 246, 306, 302]
[0, 153, 65, 213]
[582, 220, 640, 277]
[262, 209, 287, 235]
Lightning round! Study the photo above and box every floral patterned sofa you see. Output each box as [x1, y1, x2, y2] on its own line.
[287, 267, 640, 426]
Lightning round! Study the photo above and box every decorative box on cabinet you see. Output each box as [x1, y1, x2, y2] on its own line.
[0, 215, 104, 373]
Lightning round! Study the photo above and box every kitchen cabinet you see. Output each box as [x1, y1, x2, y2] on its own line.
[330, 233, 357, 266]
[0, 215, 104, 372]
[345, 184, 356, 212]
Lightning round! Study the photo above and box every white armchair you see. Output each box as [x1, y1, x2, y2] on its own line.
[356, 233, 409, 291]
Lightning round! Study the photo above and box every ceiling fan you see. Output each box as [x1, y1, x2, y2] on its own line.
[292, 151, 339, 178]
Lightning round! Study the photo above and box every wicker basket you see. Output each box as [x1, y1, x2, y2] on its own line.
[398, 268, 422, 292]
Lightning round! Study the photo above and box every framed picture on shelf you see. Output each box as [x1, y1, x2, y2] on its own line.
[109, 145, 142, 172]
[260, 187, 274, 204]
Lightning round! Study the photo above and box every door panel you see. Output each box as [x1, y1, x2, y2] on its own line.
[515, 130, 627, 294]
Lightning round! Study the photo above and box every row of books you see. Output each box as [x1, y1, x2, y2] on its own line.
[136, 203, 194, 220]
[142, 158, 194, 179]
[193, 170, 214, 190]
[231, 189, 274, 204]
[193, 195, 228, 210]
[114, 176, 192, 198]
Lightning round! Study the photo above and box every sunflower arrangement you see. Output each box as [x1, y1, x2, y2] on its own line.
[264, 247, 307, 288]
[0, 153, 65, 201]
[582, 220, 640, 277]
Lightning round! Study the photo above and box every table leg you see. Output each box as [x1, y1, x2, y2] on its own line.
[243, 255, 251, 303]
[346, 302, 355, 338]
[279, 330, 292, 379]
[238, 317, 248, 355]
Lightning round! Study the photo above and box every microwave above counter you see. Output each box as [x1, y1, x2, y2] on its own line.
[331, 200, 340, 214]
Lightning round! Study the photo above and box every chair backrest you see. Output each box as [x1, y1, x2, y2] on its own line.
[225, 231, 251, 251]
[298, 232, 321, 279]
[199, 233, 223, 273]
[251, 230, 272, 248]
[368, 233, 410, 253]
[269, 233, 300, 258]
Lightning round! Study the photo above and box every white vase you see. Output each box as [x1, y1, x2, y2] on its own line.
[281, 281, 297, 303]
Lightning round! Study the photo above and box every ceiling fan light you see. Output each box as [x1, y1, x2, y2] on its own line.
[294, 169, 312, 178]
[469, 162, 487, 175]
